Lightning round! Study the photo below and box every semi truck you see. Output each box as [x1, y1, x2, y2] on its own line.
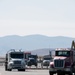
[24, 52, 31, 65]
[5, 49, 26, 71]
[27, 54, 38, 67]
[49, 40, 75, 75]
[24, 52, 38, 67]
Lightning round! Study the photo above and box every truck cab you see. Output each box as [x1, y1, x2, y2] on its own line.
[49, 48, 73, 75]
[27, 55, 38, 67]
[5, 49, 26, 71]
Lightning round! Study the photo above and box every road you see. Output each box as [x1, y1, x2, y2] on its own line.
[0, 66, 49, 75]
[1, 66, 75, 75]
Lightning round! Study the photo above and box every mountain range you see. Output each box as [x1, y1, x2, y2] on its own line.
[0, 34, 75, 56]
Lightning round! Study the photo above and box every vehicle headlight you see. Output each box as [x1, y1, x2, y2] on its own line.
[9, 62, 14, 66]
[10, 63, 13, 66]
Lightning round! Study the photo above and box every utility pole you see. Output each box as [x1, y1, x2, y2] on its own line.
[49, 50, 52, 58]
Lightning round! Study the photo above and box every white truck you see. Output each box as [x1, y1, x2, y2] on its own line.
[5, 49, 26, 71]
[49, 40, 75, 75]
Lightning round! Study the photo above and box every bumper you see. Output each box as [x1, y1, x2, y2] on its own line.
[49, 68, 71, 73]
[27, 62, 37, 66]
[8, 64, 25, 69]
[43, 62, 49, 66]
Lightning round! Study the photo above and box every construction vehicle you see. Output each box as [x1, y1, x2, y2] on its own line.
[49, 40, 75, 75]
[5, 49, 26, 71]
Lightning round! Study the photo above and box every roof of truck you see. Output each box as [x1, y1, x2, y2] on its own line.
[55, 48, 71, 51]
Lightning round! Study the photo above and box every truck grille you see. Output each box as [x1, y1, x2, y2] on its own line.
[54, 60, 64, 68]
[14, 61, 21, 64]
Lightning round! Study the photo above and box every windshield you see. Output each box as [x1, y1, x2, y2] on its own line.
[29, 55, 37, 59]
[43, 58, 50, 60]
[10, 52, 24, 59]
[55, 51, 70, 57]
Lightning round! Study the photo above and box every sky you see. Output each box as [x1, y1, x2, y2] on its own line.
[0, 0, 75, 37]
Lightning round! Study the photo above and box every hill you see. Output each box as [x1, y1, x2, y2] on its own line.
[0, 34, 74, 56]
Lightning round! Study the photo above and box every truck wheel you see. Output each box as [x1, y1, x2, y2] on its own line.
[71, 66, 75, 73]
[18, 69, 25, 71]
[8, 69, 12, 71]
[49, 72, 53, 75]
[28, 62, 31, 66]
[57, 73, 60, 75]
[57, 73, 64, 75]
[68, 73, 72, 75]
[18, 69, 21, 71]
[57, 73, 65, 75]
[69, 74, 72, 75]
[5, 65, 7, 71]
[35, 63, 37, 66]
[21, 69, 25, 71]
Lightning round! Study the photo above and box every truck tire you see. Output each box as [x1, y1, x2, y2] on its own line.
[71, 66, 75, 73]
[18, 69, 25, 71]
[71, 63, 75, 73]
[18, 69, 22, 71]
[68, 73, 72, 75]
[57, 73, 60, 75]
[21, 69, 25, 71]
[8, 69, 12, 71]
[49, 72, 53, 75]
[5, 65, 7, 71]
[57, 73, 64, 75]
[35, 63, 37, 66]
[27, 62, 31, 66]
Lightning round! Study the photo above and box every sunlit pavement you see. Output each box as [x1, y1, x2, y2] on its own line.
[0, 66, 49, 75]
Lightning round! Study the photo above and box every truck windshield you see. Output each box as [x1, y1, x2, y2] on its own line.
[43, 58, 50, 60]
[29, 55, 37, 59]
[10, 53, 23, 59]
[55, 51, 70, 57]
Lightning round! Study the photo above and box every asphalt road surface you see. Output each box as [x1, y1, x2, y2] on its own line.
[1, 66, 75, 75]
[0, 66, 49, 75]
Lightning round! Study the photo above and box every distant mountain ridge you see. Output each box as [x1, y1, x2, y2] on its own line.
[0, 34, 75, 56]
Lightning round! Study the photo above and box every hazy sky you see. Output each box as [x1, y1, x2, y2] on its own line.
[0, 0, 75, 37]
